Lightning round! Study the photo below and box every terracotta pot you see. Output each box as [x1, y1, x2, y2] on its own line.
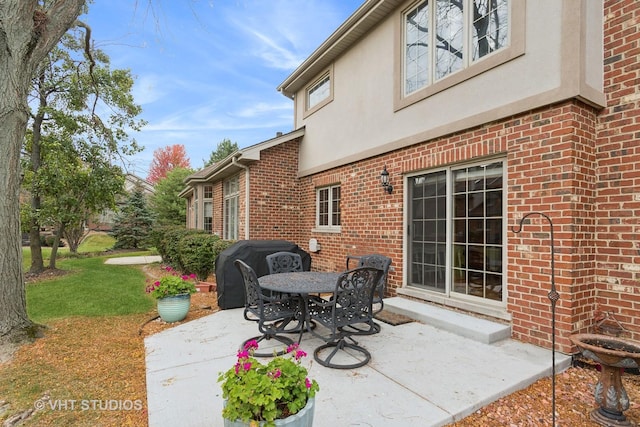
[196, 282, 215, 293]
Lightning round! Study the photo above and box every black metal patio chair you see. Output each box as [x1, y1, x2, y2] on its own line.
[345, 254, 392, 334]
[306, 266, 383, 369]
[265, 251, 313, 333]
[234, 259, 299, 357]
[266, 251, 305, 274]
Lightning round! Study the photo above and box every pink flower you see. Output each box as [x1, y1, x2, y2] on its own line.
[305, 378, 312, 389]
[286, 343, 299, 354]
[268, 368, 282, 379]
[295, 350, 307, 360]
[189, 273, 197, 279]
[244, 340, 259, 351]
[237, 350, 249, 360]
[243, 362, 252, 371]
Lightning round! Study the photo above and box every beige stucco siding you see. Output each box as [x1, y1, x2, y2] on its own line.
[295, 0, 604, 177]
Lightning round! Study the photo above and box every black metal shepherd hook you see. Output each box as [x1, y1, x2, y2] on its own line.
[511, 212, 559, 427]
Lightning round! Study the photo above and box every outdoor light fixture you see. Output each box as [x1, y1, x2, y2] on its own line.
[380, 165, 393, 194]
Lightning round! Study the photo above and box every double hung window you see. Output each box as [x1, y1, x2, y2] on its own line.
[203, 185, 213, 233]
[316, 185, 341, 229]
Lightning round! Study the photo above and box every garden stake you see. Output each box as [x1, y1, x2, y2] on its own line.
[512, 212, 559, 427]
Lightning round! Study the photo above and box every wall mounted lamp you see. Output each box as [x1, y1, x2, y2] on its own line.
[380, 165, 393, 194]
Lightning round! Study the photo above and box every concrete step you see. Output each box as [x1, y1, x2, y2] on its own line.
[383, 297, 511, 344]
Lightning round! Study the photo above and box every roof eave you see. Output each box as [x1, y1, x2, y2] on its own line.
[179, 128, 306, 196]
[277, 0, 403, 97]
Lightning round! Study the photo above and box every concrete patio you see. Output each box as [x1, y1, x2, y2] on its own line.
[145, 297, 572, 427]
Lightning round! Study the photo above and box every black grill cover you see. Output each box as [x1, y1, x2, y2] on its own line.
[215, 240, 311, 309]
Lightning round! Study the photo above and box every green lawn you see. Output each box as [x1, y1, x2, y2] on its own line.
[77, 232, 116, 252]
[24, 233, 156, 323]
[27, 256, 155, 323]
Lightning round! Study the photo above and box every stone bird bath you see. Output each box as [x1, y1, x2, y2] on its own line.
[570, 333, 640, 426]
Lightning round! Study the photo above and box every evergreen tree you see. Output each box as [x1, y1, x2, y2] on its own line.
[205, 138, 238, 166]
[111, 188, 154, 249]
[151, 167, 193, 226]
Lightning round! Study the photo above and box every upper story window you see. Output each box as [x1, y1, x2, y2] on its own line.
[316, 185, 341, 229]
[304, 67, 334, 117]
[404, 0, 510, 96]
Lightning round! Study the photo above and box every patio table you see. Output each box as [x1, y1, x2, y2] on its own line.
[258, 271, 339, 342]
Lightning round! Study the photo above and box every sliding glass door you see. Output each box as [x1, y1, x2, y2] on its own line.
[407, 160, 504, 303]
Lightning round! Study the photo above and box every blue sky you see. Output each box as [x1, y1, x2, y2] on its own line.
[82, 1, 363, 179]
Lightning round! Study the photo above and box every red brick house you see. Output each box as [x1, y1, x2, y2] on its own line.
[182, 0, 639, 354]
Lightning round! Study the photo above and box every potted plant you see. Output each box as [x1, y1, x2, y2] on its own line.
[218, 340, 319, 427]
[146, 266, 197, 322]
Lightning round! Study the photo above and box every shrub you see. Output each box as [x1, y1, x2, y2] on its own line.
[178, 234, 219, 281]
[155, 226, 205, 270]
[178, 234, 235, 281]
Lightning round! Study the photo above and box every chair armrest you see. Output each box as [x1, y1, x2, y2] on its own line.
[307, 294, 335, 309]
[346, 255, 361, 270]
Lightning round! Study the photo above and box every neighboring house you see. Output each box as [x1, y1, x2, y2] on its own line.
[88, 173, 154, 231]
[181, 130, 304, 240]
[182, 0, 639, 354]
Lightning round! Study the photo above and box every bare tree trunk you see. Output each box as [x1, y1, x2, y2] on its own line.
[64, 222, 84, 253]
[28, 71, 47, 274]
[0, 0, 86, 340]
[49, 224, 65, 270]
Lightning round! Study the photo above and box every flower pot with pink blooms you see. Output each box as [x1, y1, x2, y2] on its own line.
[146, 267, 197, 323]
[218, 340, 319, 427]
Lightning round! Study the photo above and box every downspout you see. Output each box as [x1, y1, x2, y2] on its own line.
[232, 156, 250, 240]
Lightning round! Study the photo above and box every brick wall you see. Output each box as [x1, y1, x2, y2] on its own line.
[593, 0, 640, 341]
[196, 0, 640, 353]
[246, 139, 303, 242]
[291, 1, 640, 353]
[296, 100, 600, 353]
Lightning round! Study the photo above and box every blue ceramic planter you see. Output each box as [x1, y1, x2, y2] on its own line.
[223, 397, 315, 427]
[156, 293, 191, 323]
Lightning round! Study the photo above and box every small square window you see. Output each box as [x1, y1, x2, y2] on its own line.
[304, 66, 334, 116]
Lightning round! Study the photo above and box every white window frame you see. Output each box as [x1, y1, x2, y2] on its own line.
[396, 0, 524, 111]
[193, 188, 199, 229]
[304, 66, 334, 118]
[315, 184, 341, 232]
[223, 176, 239, 240]
[203, 185, 213, 233]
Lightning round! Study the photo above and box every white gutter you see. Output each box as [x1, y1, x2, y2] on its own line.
[232, 156, 250, 240]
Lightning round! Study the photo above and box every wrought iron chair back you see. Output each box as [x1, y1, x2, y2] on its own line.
[234, 259, 298, 356]
[266, 251, 304, 274]
[355, 254, 392, 310]
[307, 266, 383, 369]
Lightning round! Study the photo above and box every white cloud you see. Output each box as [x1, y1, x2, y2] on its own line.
[132, 74, 166, 105]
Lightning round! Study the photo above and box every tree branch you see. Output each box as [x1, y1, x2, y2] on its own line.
[73, 20, 99, 115]
[27, 0, 86, 72]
